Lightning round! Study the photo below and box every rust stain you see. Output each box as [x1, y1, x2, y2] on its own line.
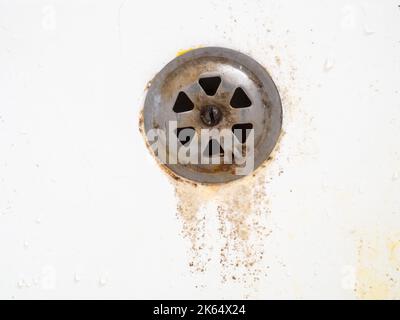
[172, 162, 272, 285]
[138, 44, 299, 296]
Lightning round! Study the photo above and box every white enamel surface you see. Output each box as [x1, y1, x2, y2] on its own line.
[0, 0, 399, 299]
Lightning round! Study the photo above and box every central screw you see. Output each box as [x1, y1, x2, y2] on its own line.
[200, 105, 222, 127]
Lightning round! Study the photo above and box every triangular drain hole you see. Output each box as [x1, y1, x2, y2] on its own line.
[173, 92, 194, 113]
[204, 139, 224, 157]
[232, 123, 253, 143]
[230, 87, 252, 108]
[176, 127, 195, 146]
[198, 76, 221, 96]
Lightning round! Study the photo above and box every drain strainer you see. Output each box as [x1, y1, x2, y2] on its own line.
[143, 47, 282, 184]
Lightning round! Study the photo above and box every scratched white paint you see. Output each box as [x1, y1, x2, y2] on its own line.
[0, 0, 399, 299]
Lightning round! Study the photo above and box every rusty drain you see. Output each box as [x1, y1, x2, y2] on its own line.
[142, 47, 282, 184]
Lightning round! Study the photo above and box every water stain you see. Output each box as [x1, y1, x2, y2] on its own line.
[355, 232, 400, 299]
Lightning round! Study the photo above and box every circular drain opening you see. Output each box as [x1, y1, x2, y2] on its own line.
[143, 47, 282, 184]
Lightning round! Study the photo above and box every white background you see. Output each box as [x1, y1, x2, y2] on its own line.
[1, 0, 400, 299]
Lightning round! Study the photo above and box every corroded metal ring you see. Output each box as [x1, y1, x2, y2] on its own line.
[143, 47, 282, 184]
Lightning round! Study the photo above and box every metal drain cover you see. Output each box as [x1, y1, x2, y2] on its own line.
[143, 47, 282, 184]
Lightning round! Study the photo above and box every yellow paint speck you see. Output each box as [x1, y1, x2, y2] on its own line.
[176, 46, 202, 57]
